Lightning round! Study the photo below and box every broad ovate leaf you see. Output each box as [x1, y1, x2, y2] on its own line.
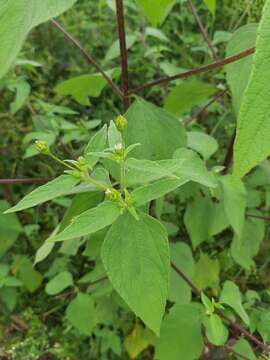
[125, 97, 186, 160]
[5, 175, 79, 213]
[0, 0, 77, 79]
[102, 211, 169, 335]
[233, 1, 270, 179]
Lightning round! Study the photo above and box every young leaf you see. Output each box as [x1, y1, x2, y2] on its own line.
[105, 35, 137, 62]
[102, 211, 169, 335]
[204, 314, 228, 346]
[164, 80, 216, 117]
[136, 0, 175, 26]
[45, 271, 73, 295]
[50, 201, 122, 242]
[220, 176, 247, 237]
[233, 1, 270, 179]
[66, 293, 97, 335]
[169, 243, 195, 304]
[108, 120, 122, 148]
[226, 24, 258, 114]
[220, 281, 249, 325]
[0, 0, 78, 79]
[84, 125, 108, 167]
[5, 175, 79, 213]
[187, 131, 218, 161]
[233, 338, 256, 360]
[125, 97, 186, 160]
[155, 304, 204, 360]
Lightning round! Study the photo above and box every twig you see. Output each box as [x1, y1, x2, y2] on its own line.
[187, 0, 218, 59]
[50, 19, 123, 99]
[0, 178, 50, 185]
[115, 0, 130, 111]
[171, 261, 270, 353]
[223, 130, 236, 173]
[129, 47, 255, 94]
[185, 88, 228, 125]
[247, 214, 270, 222]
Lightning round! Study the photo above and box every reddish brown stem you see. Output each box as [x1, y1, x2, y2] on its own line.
[187, 0, 218, 60]
[129, 47, 255, 94]
[115, 0, 130, 111]
[223, 130, 236, 173]
[0, 178, 50, 185]
[247, 214, 270, 222]
[50, 19, 123, 99]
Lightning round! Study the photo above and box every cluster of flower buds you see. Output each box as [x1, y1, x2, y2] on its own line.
[35, 140, 50, 155]
[105, 188, 121, 201]
[113, 143, 124, 157]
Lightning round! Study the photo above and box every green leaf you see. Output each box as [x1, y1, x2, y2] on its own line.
[66, 293, 97, 335]
[173, 148, 217, 188]
[136, 0, 175, 26]
[132, 178, 188, 206]
[231, 217, 265, 270]
[5, 175, 79, 213]
[220, 280, 249, 325]
[84, 125, 108, 168]
[193, 253, 220, 291]
[226, 24, 258, 114]
[155, 304, 204, 360]
[8, 79, 31, 114]
[16, 257, 42, 293]
[169, 243, 195, 304]
[233, 1, 270, 180]
[0, 287, 18, 311]
[0, 201, 22, 257]
[125, 97, 186, 160]
[220, 176, 247, 237]
[55, 69, 119, 105]
[45, 271, 73, 295]
[184, 195, 213, 249]
[204, 314, 228, 346]
[50, 201, 121, 242]
[105, 35, 137, 62]
[233, 338, 256, 360]
[34, 226, 59, 265]
[203, 0, 216, 15]
[108, 120, 122, 148]
[164, 80, 216, 117]
[187, 131, 218, 161]
[102, 211, 169, 335]
[124, 324, 155, 359]
[0, 0, 78, 79]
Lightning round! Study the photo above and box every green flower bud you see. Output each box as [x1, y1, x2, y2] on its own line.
[114, 143, 124, 157]
[115, 115, 128, 133]
[105, 188, 120, 201]
[77, 156, 88, 172]
[35, 140, 50, 154]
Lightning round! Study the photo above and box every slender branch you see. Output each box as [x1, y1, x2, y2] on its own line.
[185, 88, 228, 125]
[49, 19, 123, 99]
[129, 47, 255, 94]
[171, 261, 270, 353]
[223, 130, 236, 173]
[0, 178, 50, 185]
[187, 0, 218, 59]
[115, 0, 130, 111]
[247, 214, 270, 222]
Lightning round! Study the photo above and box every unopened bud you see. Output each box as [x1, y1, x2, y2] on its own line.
[115, 115, 128, 133]
[77, 156, 88, 171]
[114, 143, 124, 156]
[105, 188, 119, 201]
[35, 140, 50, 154]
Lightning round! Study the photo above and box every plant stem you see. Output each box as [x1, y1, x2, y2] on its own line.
[48, 153, 74, 170]
[115, 0, 130, 111]
[50, 19, 123, 99]
[129, 47, 255, 94]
